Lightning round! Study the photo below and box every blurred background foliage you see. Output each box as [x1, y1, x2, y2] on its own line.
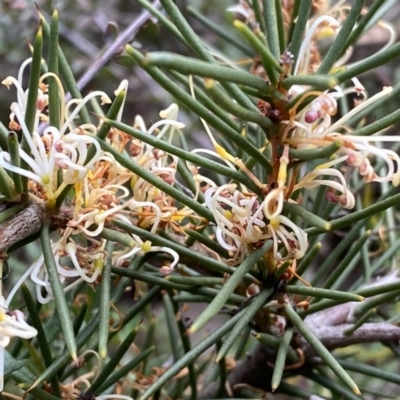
[0, 0, 229, 124]
[1, 0, 400, 121]
[1, 0, 400, 144]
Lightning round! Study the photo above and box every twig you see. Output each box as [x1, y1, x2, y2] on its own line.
[70, 0, 161, 97]
[0, 203, 45, 253]
[199, 320, 400, 398]
[303, 323, 400, 357]
[0, 204, 74, 254]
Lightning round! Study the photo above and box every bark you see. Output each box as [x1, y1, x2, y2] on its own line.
[199, 321, 400, 398]
[0, 203, 74, 254]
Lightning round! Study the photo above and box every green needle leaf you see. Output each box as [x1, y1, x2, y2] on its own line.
[90, 323, 141, 393]
[140, 307, 247, 400]
[285, 302, 361, 395]
[163, 293, 184, 362]
[168, 292, 197, 399]
[204, 79, 272, 128]
[285, 285, 364, 302]
[324, 231, 370, 290]
[143, 51, 271, 94]
[40, 12, 91, 124]
[254, 334, 298, 363]
[274, 0, 286, 53]
[159, 0, 257, 110]
[289, 140, 341, 161]
[0, 204, 23, 225]
[189, 241, 271, 334]
[271, 328, 293, 391]
[289, 0, 312, 66]
[263, 0, 281, 60]
[336, 42, 400, 84]
[166, 275, 223, 286]
[183, 228, 230, 259]
[0, 164, 15, 201]
[138, 0, 183, 40]
[215, 288, 273, 362]
[338, 359, 400, 385]
[98, 241, 113, 360]
[111, 267, 190, 291]
[47, 9, 60, 129]
[308, 371, 361, 400]
[295, 242, 321, 278]
[24, 25, 43, 145]
[339, 0, 387, 57]
[40, 218, 77, 362]
[343, 309, 375, 335]
[187, 7, 254, 57]
[73, 302, 88, 336]
[21, 284, 61, 397]
[352, 106, 400, 136]
[95, 347, 155, 394]
[307, 192, 400, 235]
[282, 75, 338, 90]
[103, 225, 258, 282]
[26, 388, 62, 400]
[7, 131, 23, 194]
[317, 0, 365, 74]
[353, 290, 400, 319]
[233, 19, 282, 86]
[112, 266, 246, 304]
[283, 202, 331, 231]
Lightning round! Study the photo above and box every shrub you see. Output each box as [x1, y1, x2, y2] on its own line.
[1, 1, 400, 399]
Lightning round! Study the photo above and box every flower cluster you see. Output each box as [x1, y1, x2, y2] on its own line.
[198, 146, 308, 264]
[2, 64, 107, 207]
[0, 64, 194, 306]
[275, 2, 400, 200]
[201, 0, 400, 268]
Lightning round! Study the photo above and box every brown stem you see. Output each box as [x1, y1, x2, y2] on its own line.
[0, 203, 45, 253]
[199, 321, 400, 398]
[0, 203, 74, 254]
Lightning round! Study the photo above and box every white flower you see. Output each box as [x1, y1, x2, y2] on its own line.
[268, 215, 308, 260]
[0, 296, 37, 391]
[114, 215, 179, 273]
[0, 60, 111, 206]
[294, 159, 356, 209]
[204, 183, 268, 263]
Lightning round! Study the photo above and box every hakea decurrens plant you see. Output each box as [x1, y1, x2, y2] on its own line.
[2, 0, 400, 397]
[0, 0, 399, 301]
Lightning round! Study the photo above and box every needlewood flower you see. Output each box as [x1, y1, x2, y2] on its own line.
[0, 296, 37, 391]
[15, 93, 188, 300]
[0, 59, 109, 206]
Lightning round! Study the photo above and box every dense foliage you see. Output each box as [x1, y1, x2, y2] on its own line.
[1, 1, 400, 399]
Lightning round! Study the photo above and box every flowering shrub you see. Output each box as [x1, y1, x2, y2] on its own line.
[1, 1, 400, 399]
